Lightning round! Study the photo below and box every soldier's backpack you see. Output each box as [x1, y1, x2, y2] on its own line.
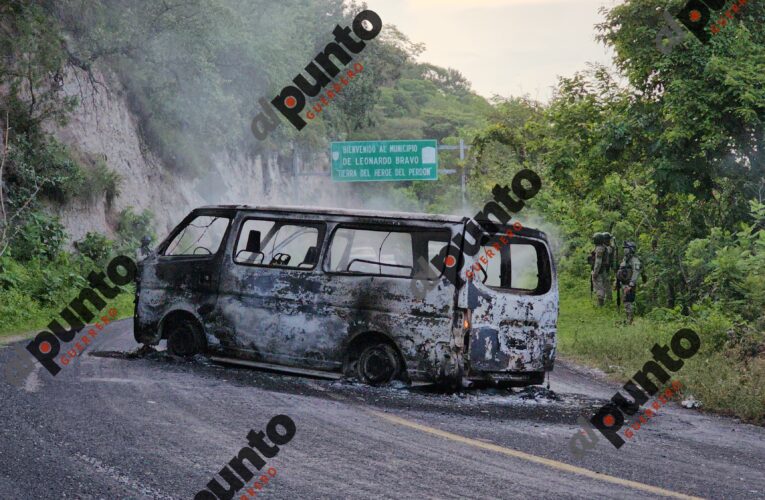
[603, 246, 613, 271]
[616, 266, 631, 284]
[588, 245, 612, 273]
[617, 257, 647, 284]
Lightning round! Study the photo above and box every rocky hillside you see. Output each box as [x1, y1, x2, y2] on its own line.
[44, 65, 342, 243]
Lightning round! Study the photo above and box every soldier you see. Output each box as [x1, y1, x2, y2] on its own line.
[616, 241, 642, 324]
[589, 233, 613, 306]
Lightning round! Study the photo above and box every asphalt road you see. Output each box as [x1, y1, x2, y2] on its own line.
[1, 319, 764, 499]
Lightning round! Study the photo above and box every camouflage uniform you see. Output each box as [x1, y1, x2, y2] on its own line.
[617, 242, 641, 324]
[590, 233, 613, 306]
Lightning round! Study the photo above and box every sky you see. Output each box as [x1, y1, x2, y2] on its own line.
[363, 0, 620, 101]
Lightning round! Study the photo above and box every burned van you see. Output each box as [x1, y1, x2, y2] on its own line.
[134, 205, 557, 387]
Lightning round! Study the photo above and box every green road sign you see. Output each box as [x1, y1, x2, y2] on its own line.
[331, 140, 439, 182]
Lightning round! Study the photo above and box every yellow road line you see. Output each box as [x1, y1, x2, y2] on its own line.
[368, 410, 703, 500]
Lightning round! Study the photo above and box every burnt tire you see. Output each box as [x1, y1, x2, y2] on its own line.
[166, 318, 205, 357]
[356, 343, 401, 386]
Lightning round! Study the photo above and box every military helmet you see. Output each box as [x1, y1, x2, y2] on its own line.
[623, 241, 637, 252]
[592, 232, 602, 244]
[602, 232, 612, 243]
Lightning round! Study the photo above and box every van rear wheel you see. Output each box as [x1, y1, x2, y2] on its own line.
[356, 343, 401, 385]
[166, 318, 205, 357]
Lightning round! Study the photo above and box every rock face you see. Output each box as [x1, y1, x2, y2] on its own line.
[46, 64, 342, 244]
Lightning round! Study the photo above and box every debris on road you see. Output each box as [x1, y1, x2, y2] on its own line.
[681, 395, 702, 409]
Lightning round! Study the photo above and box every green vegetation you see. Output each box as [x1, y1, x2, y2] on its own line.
[450, 1, 765, 423]
[33, 0, 491, 209]
[558, 277, 765, 423]
[0, 2, 160, 337]
[73, 233, 115, 265]
[0, 204, 149, 337]
[0, 277, 134, 340]
[0, 248, 136, 338]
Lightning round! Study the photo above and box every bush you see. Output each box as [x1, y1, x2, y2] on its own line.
[10, 212, 67, 262]
[95, 161, 123, 205]
[0, 287, 45, 334]
[0, 251, 133, 336]
[116, 207, 155, 254]
[683, 201, 765, 324]
[79, 159, 123, 206]
[74, 232, 115, 264]
[16, 253, 89, 306]
[0, 256, 19, 290]
[7, 134, 85, 205]
[645, 306, 684, 323]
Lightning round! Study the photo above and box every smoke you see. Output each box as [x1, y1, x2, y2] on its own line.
[518, 211, 565, 262]
[59, 1, 552, 236]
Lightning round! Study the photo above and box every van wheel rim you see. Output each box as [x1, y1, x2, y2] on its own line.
[360, 347, 396, 384]
[169, 327, 196, 356]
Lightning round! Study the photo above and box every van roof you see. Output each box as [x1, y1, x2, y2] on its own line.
[198, 204, 468, 223]
[195, 204, 548, 240]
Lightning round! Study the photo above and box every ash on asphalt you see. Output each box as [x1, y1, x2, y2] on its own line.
[91, 345, 214, 365]
[89, 346, 599, 425]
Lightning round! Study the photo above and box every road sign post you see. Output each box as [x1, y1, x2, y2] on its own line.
[331, 140, 439, 182]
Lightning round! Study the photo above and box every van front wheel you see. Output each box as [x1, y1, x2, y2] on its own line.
[356, 343, 401, 386]
[166, 318, 205, 357]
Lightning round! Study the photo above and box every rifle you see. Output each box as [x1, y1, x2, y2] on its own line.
[587, 250, 595, 300]
[614, 241, 620, 309]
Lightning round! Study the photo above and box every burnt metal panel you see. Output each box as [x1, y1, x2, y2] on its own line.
[135, 205, 558, 386]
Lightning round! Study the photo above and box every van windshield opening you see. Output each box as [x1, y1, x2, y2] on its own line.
[164, 216, 230, 256]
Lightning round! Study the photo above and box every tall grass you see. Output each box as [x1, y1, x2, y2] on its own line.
[557, 276, 765, 424]
[0, 253, 136, 339]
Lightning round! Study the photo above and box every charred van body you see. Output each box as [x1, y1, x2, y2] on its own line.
[134, 205, 558, 387]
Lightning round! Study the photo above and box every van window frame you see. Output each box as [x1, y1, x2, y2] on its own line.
[230, 215, 326, 272]
[323, 223, 452, 280]
[157, 210, 234, 261]
[473, 235, 553, 296]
